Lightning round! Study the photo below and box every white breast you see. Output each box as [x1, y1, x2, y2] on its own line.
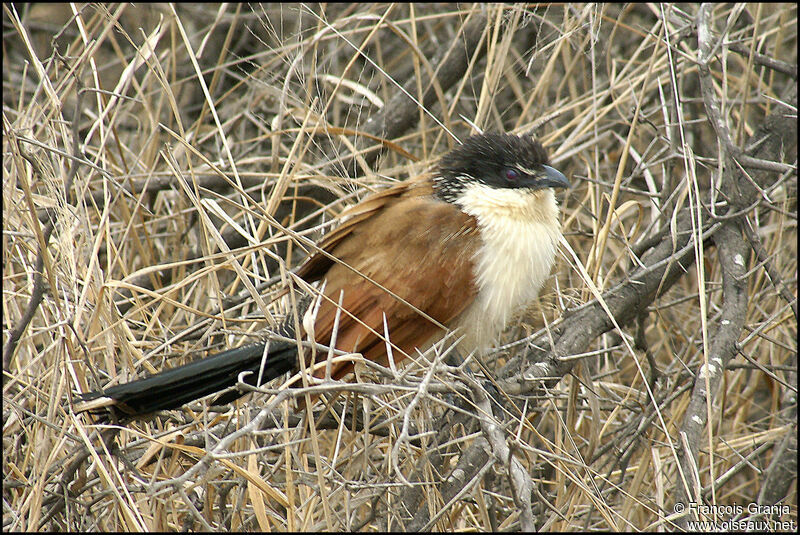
[453, 184, 562, 352]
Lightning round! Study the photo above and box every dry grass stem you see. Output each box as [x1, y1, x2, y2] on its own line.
[4, 3, 796, 531]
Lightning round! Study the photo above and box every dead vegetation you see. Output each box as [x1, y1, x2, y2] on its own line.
[3, 3, 797, 531]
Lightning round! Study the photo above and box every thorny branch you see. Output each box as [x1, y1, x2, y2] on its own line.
[672, 5, 797, 527]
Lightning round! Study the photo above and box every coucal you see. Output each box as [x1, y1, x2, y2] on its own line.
[77, 132, 569, 418]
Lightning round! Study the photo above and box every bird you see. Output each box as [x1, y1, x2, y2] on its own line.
[76, 132, 569, 418]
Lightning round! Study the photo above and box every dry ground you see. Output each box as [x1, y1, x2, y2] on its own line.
[3, 3, 797, 531]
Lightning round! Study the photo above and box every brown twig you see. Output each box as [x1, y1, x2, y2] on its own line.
[3, 51, 83, 372]
[727, 40, 798, 79]
[325, 7, 490, 177]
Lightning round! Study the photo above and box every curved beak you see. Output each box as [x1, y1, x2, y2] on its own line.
[540, 165, 570, 190]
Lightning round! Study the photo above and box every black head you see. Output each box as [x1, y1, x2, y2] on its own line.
[434, 133, 568, 203]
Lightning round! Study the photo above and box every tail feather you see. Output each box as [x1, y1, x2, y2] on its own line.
[78, 341, 297, 417]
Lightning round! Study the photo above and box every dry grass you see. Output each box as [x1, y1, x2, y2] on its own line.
[3, 3, 797, 531]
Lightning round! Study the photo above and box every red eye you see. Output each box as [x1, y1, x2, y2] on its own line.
[504, 168, 520, 181]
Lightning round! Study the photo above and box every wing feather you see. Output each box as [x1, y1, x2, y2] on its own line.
[296, 178, 479, 380]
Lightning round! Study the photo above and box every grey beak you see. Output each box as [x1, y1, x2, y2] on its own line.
[541, 165, 570, 189]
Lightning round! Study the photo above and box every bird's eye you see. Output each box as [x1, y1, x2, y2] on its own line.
[504, 168, 520, 182]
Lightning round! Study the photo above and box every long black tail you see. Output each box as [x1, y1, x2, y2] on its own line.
[78, 341, 297, 418]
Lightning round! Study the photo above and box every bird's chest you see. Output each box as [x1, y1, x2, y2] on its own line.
[454, 191, 561, 351]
